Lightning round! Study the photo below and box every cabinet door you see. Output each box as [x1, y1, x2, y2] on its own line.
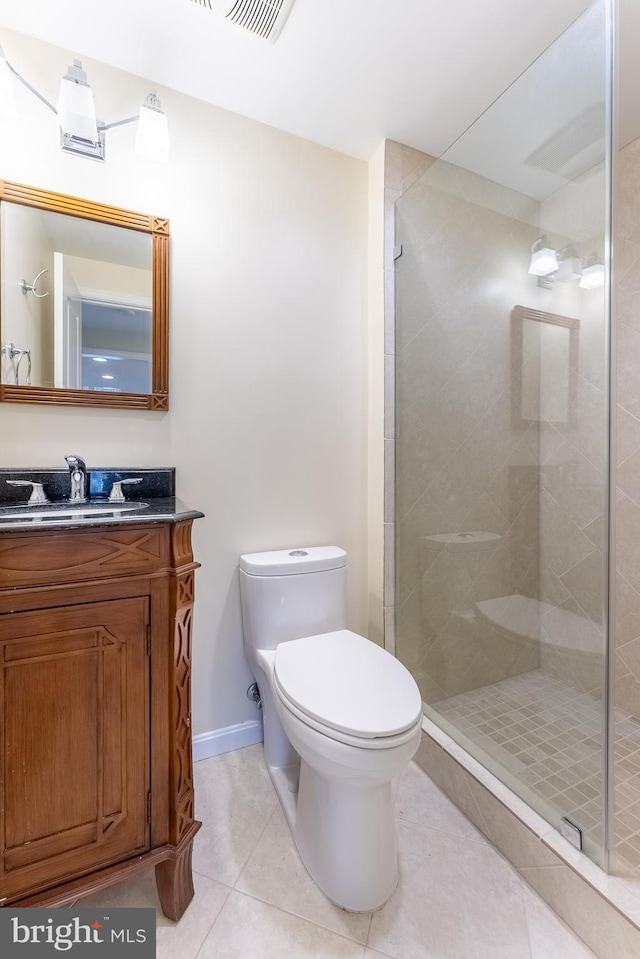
[0, 597, 150, 901]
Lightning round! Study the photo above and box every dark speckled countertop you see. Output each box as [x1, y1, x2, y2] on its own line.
[0, 467, 204, 532]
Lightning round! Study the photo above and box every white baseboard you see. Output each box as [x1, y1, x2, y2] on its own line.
[193, 719, 264, 762]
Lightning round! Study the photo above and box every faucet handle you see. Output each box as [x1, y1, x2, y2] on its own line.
[6, 479, 50, 505]
[109, 477, 143, 503]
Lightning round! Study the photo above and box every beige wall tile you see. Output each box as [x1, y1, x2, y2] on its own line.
[413, 735, 487, 835]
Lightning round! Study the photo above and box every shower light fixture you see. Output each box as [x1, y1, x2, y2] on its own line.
[528, 237, 559, 277]
[0, 45, 170, 163]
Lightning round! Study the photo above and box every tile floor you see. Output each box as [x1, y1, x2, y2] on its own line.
[80, 744, 599, 958]
[433, 668, 640, 876]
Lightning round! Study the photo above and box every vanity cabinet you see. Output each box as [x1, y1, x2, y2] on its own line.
[0, 517, 201, 919]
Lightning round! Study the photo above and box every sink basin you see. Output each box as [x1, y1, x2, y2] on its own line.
[0, 502, 149, 521]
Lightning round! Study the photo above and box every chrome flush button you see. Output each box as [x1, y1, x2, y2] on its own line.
[289, 550, 309, 557]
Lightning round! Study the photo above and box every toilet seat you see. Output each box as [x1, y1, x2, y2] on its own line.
[273, 630, 422, 748]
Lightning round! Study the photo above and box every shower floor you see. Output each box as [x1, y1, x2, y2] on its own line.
[431, 668, 640, 873]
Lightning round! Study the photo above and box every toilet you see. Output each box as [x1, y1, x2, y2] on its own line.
[239, 545, 422, 912]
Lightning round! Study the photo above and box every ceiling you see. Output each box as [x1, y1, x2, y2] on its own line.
[0, 0, 593, 161]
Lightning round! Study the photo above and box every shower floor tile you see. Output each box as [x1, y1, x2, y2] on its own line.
[433, 668, 640, 874]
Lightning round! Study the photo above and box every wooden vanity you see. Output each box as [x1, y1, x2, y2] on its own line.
[0, 505, 202, 919]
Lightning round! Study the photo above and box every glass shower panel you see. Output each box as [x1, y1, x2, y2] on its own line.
[394, 0, 610, 866]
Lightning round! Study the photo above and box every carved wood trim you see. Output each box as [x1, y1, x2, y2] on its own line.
[152, 217, 170, 235]
[155, 831, 196, 921]
[0, 180, 170, 411]
[151, 394, 169, 411]
[0, 385, 154, 409]
[168, 559, 196, 845]
[10, 822, 200, 911]
[171, 521, 194, 568]
[172, 600, 194, 843]
[177, 572, 195, 607]
[0, 527, 169, 588]
[0, 181, 155, 230]
[152, 233, 170, 397]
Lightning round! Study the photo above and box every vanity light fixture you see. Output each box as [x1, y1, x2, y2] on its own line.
[578, 254, 605, 290]
[57, 59, 99, 147]
[135, 93, 171, 163]
[527, 239, 605, 292]
[0, 46, 170, 163]
[555, 245, 583, 283]
[528, 237, 559, 277]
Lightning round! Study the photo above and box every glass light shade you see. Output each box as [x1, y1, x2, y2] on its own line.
[556, 256, 583, 282]
[56, 75, 98, 142]
[0, 47, 15, 116]
[528, 247, 559, 276]
[135, 104, 170, 163]
[578, 263, 605, 289]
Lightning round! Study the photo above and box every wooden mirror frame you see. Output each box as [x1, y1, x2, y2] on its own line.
[0, 180, 169, 411]
[511, 304, 579, 430]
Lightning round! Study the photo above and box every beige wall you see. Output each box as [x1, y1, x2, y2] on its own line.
[0, 29, 369, 738]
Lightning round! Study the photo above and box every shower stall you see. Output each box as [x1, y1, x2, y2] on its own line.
[392, 0, 640, 885]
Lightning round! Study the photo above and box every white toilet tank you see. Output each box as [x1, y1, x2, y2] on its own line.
[239, 546, 347, 651]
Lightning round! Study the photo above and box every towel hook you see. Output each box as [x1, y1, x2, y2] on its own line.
[20, 268, 49, 298]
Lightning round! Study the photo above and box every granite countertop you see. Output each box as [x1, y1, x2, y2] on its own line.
[0, 467, 204, 532]
[0, 497, 204, 533]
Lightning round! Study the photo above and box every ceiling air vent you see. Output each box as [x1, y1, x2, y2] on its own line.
[190, 0, 297, 43]
[525, 102, 606, 181]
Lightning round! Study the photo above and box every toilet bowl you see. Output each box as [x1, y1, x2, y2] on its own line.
[239, 547, 422, 912]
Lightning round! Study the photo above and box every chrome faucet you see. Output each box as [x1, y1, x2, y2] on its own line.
[64, 455, 88, 503]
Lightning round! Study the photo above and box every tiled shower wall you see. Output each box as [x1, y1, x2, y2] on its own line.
[388, 140, 607, 707]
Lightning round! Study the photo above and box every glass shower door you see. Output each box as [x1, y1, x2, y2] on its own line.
[393, 0, 611, 867]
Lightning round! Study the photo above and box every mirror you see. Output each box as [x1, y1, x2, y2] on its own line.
[0, 181, 169, 410]
[512, 305, 579, 429]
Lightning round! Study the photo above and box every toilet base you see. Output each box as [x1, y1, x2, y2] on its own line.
[267, 756, 399, 912]
[293, 759, 399, 912]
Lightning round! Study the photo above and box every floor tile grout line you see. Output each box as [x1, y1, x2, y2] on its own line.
[190, 882, 233, 959]
[226, 887, 375, 949]
[230, 800, 279, 891]
[515, 875, 536, 959]
[394, 812, 489, 846]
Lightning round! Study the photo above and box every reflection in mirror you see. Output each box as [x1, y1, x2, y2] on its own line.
[0, 181, 169, 410]
[1, 204, 152, 394]
[512, 305, 579, 429]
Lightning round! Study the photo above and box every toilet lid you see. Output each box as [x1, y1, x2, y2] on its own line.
[274, 630, 422, 739]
